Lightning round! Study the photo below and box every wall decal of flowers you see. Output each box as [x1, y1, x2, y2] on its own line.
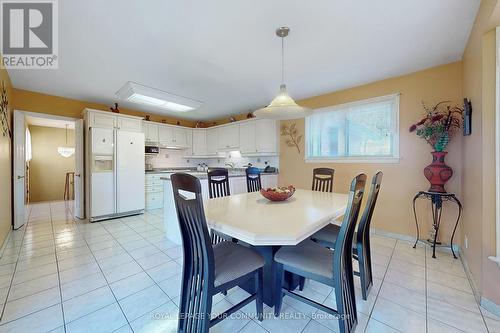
[0, 81, 11, 139]
[281, 123, 302, 154]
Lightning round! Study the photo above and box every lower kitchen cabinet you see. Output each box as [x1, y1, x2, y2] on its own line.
[145, 173, 164, 210]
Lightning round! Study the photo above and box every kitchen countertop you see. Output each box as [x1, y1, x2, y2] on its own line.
[158, 170, 278, 180]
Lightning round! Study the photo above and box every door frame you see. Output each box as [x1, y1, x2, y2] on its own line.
[12, 110, 84, 226]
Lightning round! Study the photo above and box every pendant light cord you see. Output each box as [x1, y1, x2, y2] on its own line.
[281, 36, 285, 85]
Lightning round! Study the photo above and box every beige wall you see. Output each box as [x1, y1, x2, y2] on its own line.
[279, 62, 463, 242]
[461, 0, 500, 305]
[0, 64, 13, 247]
[28, 126, 75, 202]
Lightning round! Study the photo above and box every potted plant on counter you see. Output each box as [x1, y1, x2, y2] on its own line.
[409, 101, 463, 193]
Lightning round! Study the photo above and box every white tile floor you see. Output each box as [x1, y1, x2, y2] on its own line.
[0, 201, 497, 333]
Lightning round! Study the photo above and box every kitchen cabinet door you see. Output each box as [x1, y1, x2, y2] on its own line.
[255, 119, 278, 153]
[117, 117, 142, 132]
[192, 129, 206, 156]
[144, 123, 159, 144]
[230, 177, 247, 194]
[185, 129, 193, 155]
[206, 128, 218, 155]
[158, 125, 173, 146]
[262, 174, 278, 189]
[239, 121, 256, 153]
[90, 112, 116, 129]
[173, 127, 188, 147]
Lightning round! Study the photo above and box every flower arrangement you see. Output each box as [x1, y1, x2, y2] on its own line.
[409, 101, 463, 152]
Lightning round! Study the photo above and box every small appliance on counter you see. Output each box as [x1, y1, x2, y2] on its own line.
[263, 165, 277, 173]
[145, 146, 159, 155]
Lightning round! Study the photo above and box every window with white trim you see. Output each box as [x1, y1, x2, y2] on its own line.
[305, 94, 400, 163]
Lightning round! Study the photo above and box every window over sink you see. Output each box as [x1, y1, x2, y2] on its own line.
[305, 93, 400, 163]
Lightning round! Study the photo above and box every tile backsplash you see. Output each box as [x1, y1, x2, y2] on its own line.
[146, 148, 279, 170]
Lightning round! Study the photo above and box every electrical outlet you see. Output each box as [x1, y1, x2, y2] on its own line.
[464, 235, 468, 249]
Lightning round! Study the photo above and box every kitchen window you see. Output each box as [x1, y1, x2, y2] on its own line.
[305, 93, 400, 163]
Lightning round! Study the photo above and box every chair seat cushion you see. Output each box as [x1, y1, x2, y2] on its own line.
[274, 240, 334, 279]
[213, 241, 264, 287]
[311, 224, 358, 252]
[311, 223, 341, 244]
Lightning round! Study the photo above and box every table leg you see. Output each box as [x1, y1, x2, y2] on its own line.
[412, 193, 421, 249]
[430, 196, 443, 259]
[449, 196, 462, 259]
[238, 245, 298, 307]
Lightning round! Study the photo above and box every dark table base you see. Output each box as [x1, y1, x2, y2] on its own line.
[239, 245, 299, 307]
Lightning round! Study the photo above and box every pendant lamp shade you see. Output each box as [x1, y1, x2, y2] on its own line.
[254, 27, 311, 120]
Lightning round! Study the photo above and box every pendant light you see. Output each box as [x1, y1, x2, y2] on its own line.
[57, 124, 75, 158]
[254, 27, 312, 120]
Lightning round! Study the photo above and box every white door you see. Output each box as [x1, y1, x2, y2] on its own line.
[74, 119, 84, 219]
[13, 111, 26, 229]
[116, 130, 145, 213]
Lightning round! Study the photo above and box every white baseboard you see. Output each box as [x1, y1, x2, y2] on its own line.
[370, 228, 461, 253]
[0, 228, 12, 257]
[481, 296, 500, 318]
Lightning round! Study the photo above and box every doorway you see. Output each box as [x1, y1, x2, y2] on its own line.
[12, 110, 84, 230]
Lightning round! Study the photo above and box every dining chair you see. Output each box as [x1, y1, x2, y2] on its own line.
[274, 174, 366, 333]
[246, 167, 262, 193]
[310, 171, 383, 300]
[171, 173, 264, 333]
[207, 168, 231, 244]
[298, 167, 335, 291]
[312, 168, 335, 193]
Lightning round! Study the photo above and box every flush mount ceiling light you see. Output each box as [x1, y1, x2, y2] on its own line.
[254, 27, 312, 120]
[116, 81, 203, 112]
[57, 124, 75, 158]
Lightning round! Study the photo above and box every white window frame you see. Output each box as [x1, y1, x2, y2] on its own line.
[305, 93, 400, 164]
[491, 26, 500, 266]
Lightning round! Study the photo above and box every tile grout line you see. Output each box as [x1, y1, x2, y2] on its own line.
[0, 204, 31, 323]
[49, 202, 68, 333]
[71, 218, 134, 330]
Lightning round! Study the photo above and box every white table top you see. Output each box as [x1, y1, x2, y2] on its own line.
[204, 189, 348, 246]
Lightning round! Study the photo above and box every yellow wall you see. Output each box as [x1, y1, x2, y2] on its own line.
[0, 65, 12, 247]
[12, 88, 196, 127]
[461, 0, 500, 305]
[28, 126, 75, 202]
[279, 62, 463, 241]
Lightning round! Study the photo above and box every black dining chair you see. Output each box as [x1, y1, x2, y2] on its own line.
[298, 167, 336, 291]
[274, 174, 366, 333]
[207, 168, 232, 244]
[311, 171, 383, 300]
[171, 173, 264, 333]
[245, 167, 262, 193]
[312, 168, 335, 193]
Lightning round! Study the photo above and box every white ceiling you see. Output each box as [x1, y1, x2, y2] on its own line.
[8, 0, 480, 121]
[26, 116, 75, 129]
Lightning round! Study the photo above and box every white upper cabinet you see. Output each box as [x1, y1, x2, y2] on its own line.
[173, 127, 188, 148]
[144, 122, 159, 144]
[255, 119, 278, 153]
[239, 121, 256, 154]
[158, 125, 173, 146]
[117, 117, 143, 132]
[192, 129, 207, 156]
[217, 124, 239, 150]
[89, 112, 116, 128]
[185, 129, 193, 156]
[206, 128, 218, 155]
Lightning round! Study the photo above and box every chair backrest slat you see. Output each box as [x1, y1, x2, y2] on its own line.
[171, 173, 214, 333]
[208, 168, 230, 199]
[312, 168, 334, 193]
[246, 167, 262, 193]
[332, 174, 366, 333]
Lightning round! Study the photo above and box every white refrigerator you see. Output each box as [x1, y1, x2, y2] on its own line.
[89, 127, 145, 222]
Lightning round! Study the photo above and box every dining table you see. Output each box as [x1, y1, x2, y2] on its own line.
[204, 189, 348, 306]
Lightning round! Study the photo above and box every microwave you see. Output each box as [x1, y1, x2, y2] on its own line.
[145, 146, 159, 155]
